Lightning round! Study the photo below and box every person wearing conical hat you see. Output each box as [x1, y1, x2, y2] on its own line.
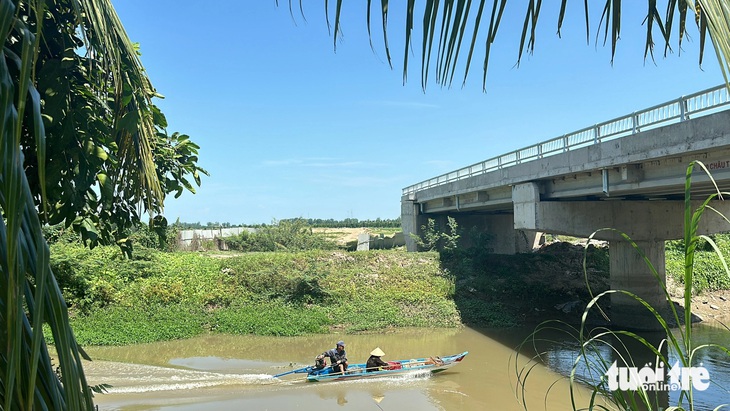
[366, 347, 388, 372]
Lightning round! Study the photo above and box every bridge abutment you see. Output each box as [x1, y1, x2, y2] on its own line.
[401, 196, 541, 253]
[401, 198, 423, 252]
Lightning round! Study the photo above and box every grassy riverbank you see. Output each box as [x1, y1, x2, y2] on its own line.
[51, 244, 461, 345]
[49, 235, 730, 346]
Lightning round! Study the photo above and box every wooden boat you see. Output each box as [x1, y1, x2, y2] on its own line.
[273, 351, 468, 382]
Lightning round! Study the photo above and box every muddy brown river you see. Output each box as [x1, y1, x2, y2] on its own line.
[84, 324, 730, 410]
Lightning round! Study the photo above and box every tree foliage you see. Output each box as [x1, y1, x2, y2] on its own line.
[14, 5, 209, 253]
[412, 217, 461, 252]
[1, 0, 206, 409]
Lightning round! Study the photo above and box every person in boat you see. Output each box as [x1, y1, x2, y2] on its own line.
[316, 340, 348, 373]
[366, 347, 388, 372]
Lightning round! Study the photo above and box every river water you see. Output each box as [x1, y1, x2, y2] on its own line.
[84, 323, 730, 411]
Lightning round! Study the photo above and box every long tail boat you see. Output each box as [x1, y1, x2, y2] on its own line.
[273, 351, 468, 382]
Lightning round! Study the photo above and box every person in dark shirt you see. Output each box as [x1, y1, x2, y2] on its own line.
[317, 340, 348, 374]
[366, 347, 388, 372]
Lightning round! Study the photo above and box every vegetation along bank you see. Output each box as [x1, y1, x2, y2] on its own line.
[48, 225, 730, 346]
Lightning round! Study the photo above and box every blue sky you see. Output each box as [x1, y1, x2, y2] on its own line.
[113, 2, 724, 225]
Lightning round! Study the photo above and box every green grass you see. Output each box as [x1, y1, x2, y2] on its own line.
[667, 237, 730, 293]
[53, 248, 464, 345]
[65, 305, 207, 345]
[51, 219, 730, 353]
[212, 302, 331, 336]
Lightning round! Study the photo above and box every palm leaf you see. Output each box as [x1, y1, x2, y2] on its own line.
[1, 0, 168, 409]
[699, 0, 730, 86]
[318, 1, 730, 90]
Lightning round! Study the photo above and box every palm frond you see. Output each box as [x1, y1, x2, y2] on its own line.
[320, 1, 730, 90]
[699, 0, 730, 86]
[1, 0, 169, 409]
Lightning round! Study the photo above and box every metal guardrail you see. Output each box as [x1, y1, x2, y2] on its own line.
[402, 84, 730, 195]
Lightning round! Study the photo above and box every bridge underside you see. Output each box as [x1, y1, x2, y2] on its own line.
[514, 182, 730, 329]
[403, 110, 730, 330]
[405, 191, 730, 330]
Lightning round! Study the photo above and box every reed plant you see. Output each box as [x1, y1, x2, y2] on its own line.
[515, 161, 730, 411]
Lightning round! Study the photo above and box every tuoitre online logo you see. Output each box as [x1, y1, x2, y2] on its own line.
[604, 361, 710, 392]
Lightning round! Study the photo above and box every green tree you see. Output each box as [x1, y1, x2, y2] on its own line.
[411, 217, 460, 251]
[1, 0, 206, 409]
[442, 216, 461, 251]
[412, 218, 442, 251]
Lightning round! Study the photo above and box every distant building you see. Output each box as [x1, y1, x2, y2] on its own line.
[177, 227, 256, 251]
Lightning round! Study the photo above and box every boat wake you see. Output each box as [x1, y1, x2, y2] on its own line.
[86, 359, 441, 395]
[86, 361, 279, 394]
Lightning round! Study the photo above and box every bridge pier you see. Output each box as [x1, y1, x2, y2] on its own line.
[512, 182, 730, 330]
[609, 240, 669, 331]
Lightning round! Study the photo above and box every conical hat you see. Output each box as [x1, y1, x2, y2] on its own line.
[370, 347, 385, 357]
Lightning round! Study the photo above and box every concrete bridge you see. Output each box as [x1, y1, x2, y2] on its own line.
[401, 84, 730, 330]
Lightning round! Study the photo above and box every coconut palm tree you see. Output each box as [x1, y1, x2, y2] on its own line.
[0, 0, 201, 408]
[285, 0, 730, 90]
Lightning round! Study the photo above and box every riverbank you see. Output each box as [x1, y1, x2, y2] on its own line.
[56, 246, 464, 345]
[51, 237, 730, 346]
[668, 279, 730, 323]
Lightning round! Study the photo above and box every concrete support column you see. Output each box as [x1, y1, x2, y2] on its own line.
[401, 197, 424, 252]
[609, 240, 668, 331]
[513, 182, 541, 231]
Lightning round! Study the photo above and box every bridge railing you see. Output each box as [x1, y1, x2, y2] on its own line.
[403, 84, 730, 195]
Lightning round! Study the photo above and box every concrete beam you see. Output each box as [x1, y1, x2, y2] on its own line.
[514, 187, 730, 241]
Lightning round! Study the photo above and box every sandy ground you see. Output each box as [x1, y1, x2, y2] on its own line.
[312, 226, 366, 238]
[312, 227, 370, 247]
[667, 277, 730, 324]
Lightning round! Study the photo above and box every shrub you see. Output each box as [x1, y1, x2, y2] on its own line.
[223, 219, 339, 251]
[411, 217, 461, 252]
